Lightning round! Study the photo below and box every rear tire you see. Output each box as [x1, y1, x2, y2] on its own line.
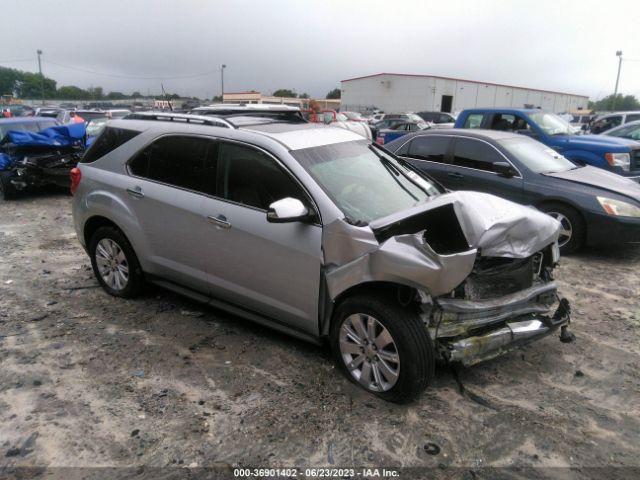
[330, 294, 434, 403]
[0, 171, 17, 200]
[89, 226, 143, 298]
[539, 202, 585, 255]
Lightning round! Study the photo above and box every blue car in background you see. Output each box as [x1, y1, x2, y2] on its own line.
[455, 108, 640, 180]
[375, 120, 431, 145]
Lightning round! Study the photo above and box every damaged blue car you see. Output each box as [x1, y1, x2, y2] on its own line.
[0, 121, 86, 200]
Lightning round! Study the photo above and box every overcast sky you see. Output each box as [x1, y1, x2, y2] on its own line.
[2, 0, 639, 100]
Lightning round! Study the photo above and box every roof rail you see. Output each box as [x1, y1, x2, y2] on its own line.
[123, 112, 234, 129]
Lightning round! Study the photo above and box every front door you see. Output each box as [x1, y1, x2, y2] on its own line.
[202, 141, 323, 336]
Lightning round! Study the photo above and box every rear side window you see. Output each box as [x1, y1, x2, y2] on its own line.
[463, 113, 484, 128]
[452, 138, 502, 172]
[626, 114, 640, 123]
[408, 136, 451, 163]
[128, 135, 217, 195]
[81, 127, 140, 163]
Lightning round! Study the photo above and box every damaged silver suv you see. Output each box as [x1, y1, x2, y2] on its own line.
[71, 111, 572, 402]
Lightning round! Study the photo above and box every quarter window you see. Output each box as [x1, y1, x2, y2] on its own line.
[452, 138, 503, 172]
[407, 136, 451, 163]
[82, 127, 141, 163]
[128, 135, 216, 195]
[218, 142, 306, 211]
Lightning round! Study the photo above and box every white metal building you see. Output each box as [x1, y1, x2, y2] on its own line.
[340, 73, 589, 114]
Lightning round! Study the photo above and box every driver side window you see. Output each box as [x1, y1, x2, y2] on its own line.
[217, 142, 308, 212]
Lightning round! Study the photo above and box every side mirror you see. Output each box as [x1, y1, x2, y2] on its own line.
[494, 162, 516, 178]
[267, 198, 310, 223]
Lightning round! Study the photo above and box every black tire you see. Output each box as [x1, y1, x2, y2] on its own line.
[330, 294, 434, 403]
[89, 226, 143, 298]
[0, 171, 17, 200]
[539, 202, 585, 255]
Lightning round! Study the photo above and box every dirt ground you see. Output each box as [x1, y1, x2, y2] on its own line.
[1, 192, 639, 479]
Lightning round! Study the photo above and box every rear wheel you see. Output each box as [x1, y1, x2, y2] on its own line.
[0, 171, 17, 200]
[540, 203, 585, 255]
[330, 294, 434, 403]
[89, 226, 143, 298]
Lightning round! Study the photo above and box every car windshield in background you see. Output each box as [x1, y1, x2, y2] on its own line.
[528, 112, 574, 136]
[291, 140, 439, 225]
[342, 112, 364, 120]
[86, 117, 109, 137]
[605, 122, 640, 140]
[407, 114, 423, 123]
[500, 137, 576, 173]
[77, 111, 108, 121]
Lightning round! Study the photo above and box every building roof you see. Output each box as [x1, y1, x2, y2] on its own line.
[341, 73, 588, 98]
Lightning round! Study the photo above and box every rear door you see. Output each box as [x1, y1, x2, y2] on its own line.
[399, 135, 453, 186]
[446, 137, 526, 202]
[124, 134, 216, 294]
[201, 140, 323, 336]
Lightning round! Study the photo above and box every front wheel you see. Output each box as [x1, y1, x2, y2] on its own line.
[330, 294, 434, 403]
[540, 203, 585, 255]
[89, 226, 143, 298]
[0, 171, 17, 200]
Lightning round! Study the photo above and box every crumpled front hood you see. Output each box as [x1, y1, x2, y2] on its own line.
[322, 190, 561, 299]
[369, 190, 560, 258]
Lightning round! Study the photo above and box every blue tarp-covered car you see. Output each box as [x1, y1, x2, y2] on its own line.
[0, 119, 86, 200]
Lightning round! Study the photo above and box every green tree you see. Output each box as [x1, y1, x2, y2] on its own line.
[57, 85, 91, 100]
[106, 91, 127, 100]
[19, 72, 56, 98]
[590, 93, 640, 112]
[273, 89, 296, 98]
[326, 88, 341, 99]
[131, 91, 142, 98]
[299, 92, 310, 99]
[88, 86, 104, 99]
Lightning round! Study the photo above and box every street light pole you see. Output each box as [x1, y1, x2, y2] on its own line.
[220, 64, 226, 103]
[37, 49, 44, 105]
[613, 50, 623, 110]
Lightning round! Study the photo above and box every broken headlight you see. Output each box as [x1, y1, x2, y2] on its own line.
[597, 196, 640, 218]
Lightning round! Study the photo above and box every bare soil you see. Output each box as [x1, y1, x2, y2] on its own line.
[1, 192, 639, 478]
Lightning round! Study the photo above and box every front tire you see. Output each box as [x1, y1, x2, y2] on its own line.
[89, 226, 143, 298]
[330, 294, 434, 403]
[0, 171, 17, 200]
[540, 202, 585, 255]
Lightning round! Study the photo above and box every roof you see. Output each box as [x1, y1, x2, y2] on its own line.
[341, 72, 588, 98]
[113, 114, 364, 151]
[384, 128, 521, 150]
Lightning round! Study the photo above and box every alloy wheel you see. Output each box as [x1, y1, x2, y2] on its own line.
[95, 238, 129, 291]
[339, 313, 400, 392]
[547, 211, 572, 247]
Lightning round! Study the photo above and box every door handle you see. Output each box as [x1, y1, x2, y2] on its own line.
[207, 215, 231, 229]
[126, 186, 145, 198]
[447, 171, 464, 179]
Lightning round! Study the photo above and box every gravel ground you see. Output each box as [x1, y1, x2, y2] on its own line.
[1, 192, 639, 479]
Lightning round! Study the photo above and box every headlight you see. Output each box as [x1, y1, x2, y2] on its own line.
[604, 153, 630, 171]
[597, 196, 640, 217]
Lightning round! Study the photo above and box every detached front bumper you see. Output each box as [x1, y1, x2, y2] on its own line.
[428, 282, 572, 366]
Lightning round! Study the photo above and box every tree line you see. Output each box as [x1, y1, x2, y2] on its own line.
[1, 65, 343, 102]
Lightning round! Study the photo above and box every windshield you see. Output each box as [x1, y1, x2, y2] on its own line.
[527, 112, 574, 135]
[86, 117, 109, 137]
[500, 137, 576, 173]
[407, 113, 423, 123]
[606, 122, 640, 140]
[291, 140, 440, 225]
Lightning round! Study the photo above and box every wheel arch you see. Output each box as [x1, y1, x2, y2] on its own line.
[320, 280, 425, 338]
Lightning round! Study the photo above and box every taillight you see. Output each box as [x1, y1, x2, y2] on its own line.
[70, 167, 81, 195]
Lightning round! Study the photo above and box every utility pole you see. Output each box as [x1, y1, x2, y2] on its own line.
[37, 50, 44, 105]
[613, 50, 623, 111]
[220, 64, 226, 103]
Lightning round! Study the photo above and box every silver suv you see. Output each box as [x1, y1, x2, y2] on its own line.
[71, 110, 572, 402]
